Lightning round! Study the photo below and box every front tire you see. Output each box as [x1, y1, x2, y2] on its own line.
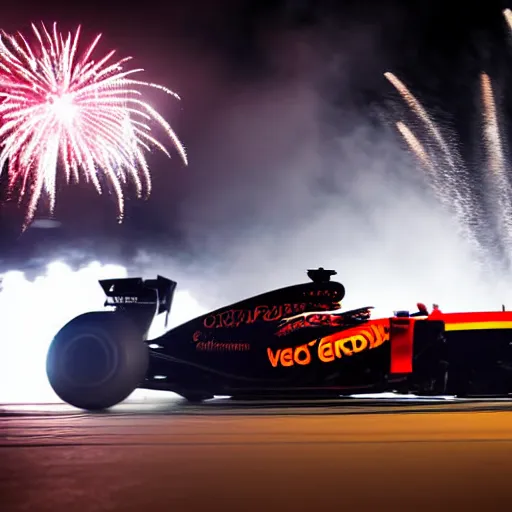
[46, 312, 149, 411]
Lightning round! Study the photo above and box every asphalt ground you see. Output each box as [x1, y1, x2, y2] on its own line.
[2, 395, 512, 511]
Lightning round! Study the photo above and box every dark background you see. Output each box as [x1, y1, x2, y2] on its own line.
[1, 0, 511, 304]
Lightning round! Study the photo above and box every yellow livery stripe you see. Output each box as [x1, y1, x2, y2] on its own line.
[445, 321, 512, 331]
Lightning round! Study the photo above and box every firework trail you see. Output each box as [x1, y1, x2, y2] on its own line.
[384, 72, 457, 171]
[479, 72, 512, 256]
[386, 73, 482, 256]
[481, 73, 506, 176]
[504, 8, 512, 31]
[395, 121, 436, 176]
[394, 120, 462, 211]
[0, 23, 188, 227]
[383, 10, 512, 272]
[395, 120, 451, 206]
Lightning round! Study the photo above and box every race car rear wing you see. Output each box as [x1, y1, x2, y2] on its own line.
[99, 275, 177, 331]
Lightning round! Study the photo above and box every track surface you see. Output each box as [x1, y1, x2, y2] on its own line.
[2, 396, 512, 511]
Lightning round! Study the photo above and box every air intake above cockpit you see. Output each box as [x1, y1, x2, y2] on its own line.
[306, 267, 337, 283]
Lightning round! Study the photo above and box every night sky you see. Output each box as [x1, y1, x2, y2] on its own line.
[1, 0, 512, 288]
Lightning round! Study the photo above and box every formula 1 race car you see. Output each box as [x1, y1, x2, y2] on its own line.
[46, 268, 512, 410]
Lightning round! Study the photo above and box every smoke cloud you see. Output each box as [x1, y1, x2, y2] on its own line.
[2, 3, 512, 396]
[129, 18, 512, 316]
[2, 2, 512, 404]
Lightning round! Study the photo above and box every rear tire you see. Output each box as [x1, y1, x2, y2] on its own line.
[46, 312, 149, 411]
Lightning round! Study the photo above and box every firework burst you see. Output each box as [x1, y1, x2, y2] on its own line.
[0, 22, 188, 227]
[383, 9, 512, 271]
[385, 72, 483, 259]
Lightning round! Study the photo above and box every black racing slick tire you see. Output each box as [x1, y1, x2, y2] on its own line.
[46, 312, 149, 411]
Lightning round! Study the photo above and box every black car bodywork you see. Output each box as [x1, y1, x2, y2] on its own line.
[45, 268, 512, 410]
